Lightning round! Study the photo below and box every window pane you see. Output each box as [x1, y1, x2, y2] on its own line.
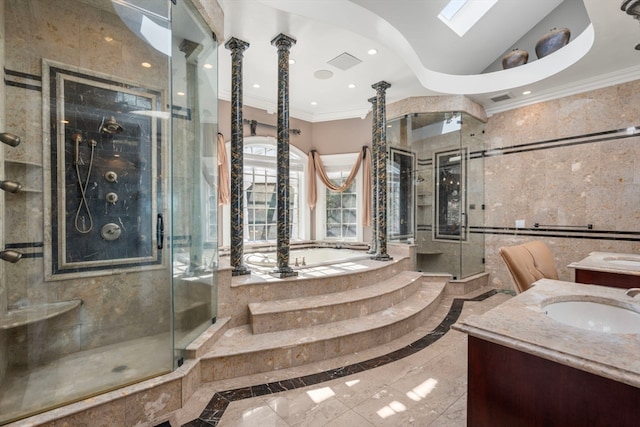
[324, 169, 359, 240]
[243, 143, 302, 242]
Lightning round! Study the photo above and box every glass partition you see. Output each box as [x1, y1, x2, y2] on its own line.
[388, 112, 485, 279]
[0, 0, 218, 423]
[170, 0, 219, 364]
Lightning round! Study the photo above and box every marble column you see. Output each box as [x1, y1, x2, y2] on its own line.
[367, 96, 378, 255]
[271, 33, 298, 278]
[371, 81, 392, 261]
[225, 37, 251, 276]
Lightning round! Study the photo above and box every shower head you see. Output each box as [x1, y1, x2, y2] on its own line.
[0, 179, 22, 193]
[0, 250, 22, 263]
[101, 116, 123, 134]
[0, 132, 21, 147]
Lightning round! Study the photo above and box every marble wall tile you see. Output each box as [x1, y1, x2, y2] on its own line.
[485, 80, 640, 292]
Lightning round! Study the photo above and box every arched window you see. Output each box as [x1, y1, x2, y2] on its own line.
[221, 136, 308, 246]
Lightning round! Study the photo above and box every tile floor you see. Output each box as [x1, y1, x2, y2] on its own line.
[169, 287, 512, 426]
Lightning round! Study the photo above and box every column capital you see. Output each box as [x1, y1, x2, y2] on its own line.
[372, 80, 391, 92]
[271, 33, 297, 50]
[224, 36, 250, 53]
[367, 96, 377, 105]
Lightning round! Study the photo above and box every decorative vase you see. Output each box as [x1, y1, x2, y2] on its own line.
[535, 27, 571, 59]
[502, 48, 529, 69]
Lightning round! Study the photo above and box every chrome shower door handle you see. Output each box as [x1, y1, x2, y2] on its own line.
[157, 213, 164, 249]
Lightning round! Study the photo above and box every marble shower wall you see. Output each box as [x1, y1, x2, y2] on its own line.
[2, 0, 171, 366]
[484, 80, 640, 290]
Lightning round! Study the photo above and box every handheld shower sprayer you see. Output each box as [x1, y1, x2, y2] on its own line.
[72, 133, 82, 164]
[0, 132, 21, 147]
[0, 250, 23, 263]
[72, 133, 96, 234]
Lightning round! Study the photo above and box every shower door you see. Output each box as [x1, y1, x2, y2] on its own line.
[0, 0, 219, 423]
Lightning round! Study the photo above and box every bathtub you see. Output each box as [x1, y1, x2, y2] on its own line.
[243, 246, 370, 270]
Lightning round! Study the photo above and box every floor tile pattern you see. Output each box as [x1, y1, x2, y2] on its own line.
[180, 289, 498, 426]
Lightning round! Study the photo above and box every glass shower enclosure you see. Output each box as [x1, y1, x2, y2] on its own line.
[0, 0, 218, 423]
[387, 112, 485, 280]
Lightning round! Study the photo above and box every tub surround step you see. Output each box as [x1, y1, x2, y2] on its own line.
[248, 271, 424, 334]
[200, 280, 446, 382]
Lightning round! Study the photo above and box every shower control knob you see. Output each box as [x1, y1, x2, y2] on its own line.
[105, 171, 118, 183]
[100, 223, 122, 241]
[106, 192, 118, 204]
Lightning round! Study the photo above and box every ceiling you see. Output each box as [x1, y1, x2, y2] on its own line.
[217, 0, 640, 122]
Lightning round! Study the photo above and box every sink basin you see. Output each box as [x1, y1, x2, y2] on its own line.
[544, 300, 640, 334]
[603, 256, 640, 268]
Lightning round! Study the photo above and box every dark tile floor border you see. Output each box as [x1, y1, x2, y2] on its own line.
[176, 289, 499, 426]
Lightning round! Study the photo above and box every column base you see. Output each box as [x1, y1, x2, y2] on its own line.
[270, 267, 299, 278]
[232, 265, 252, 276]
[371, 254, 393, 261]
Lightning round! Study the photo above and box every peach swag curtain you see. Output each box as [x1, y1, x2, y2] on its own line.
[217, 133, 230, 205]
[307, 146, 371, 227]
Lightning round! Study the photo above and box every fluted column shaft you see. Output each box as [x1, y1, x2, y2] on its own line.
[271, 33, 298, 278]
[371, 81, 392, 261]
[225, 37, 251, 276]
[367, 96, 378, 255]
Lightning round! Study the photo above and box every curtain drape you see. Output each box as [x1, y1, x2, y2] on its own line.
[307, 146, 371, 227]
[217, 132, 230, 205]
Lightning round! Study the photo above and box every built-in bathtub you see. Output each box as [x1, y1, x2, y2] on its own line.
[243, 246, 371, 270]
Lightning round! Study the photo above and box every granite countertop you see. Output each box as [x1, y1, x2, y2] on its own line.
[568, 251, 640, 276]
[453, 279, 640, 388]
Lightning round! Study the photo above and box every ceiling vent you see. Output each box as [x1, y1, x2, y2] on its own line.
[327, 52, 362, 71]
[490, 93, 512, 102]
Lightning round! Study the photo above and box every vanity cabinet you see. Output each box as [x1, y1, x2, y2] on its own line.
[467, 336, 639, 427]
[454, 279, 640, 427]
[570, 252, 640, 289]
[574, 268, 640, 289]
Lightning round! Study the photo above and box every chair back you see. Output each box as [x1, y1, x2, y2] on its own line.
[499, 241, 558, 293]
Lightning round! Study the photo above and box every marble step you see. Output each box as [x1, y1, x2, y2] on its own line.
[200, 279, 446, 382]
[248, 270, 424, 334]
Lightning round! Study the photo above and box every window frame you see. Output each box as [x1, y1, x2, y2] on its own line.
[314, 152, 363, 242]
[220, 136, 309, 247]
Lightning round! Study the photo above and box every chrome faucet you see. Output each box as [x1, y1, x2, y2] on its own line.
[625, 288, 640, 297]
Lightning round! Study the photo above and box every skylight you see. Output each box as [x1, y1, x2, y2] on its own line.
[438, 0, 499, 37]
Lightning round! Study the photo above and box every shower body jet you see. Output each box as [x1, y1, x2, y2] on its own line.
[0, 132, 21, 147]
[0, 179, 22, 193]
[0, 250, 23, 263]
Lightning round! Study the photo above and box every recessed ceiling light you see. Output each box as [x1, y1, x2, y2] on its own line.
[289, 58, 296, 65]
[141, 62, 151, 68]
[367, 49, 378, 55]
[310, 101, 318, 106]
[313, 69, 333, 80]
[348, 84, 356, 89]
[177, 91, 185, 96]
[203, 63, 213, 69]
[522, 90, 531, 95]
[104, 36, 113, 42]
[253, 83, 260, 88]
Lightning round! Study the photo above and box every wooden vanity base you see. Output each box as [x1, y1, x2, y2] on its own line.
[467, 336, 640, 427]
